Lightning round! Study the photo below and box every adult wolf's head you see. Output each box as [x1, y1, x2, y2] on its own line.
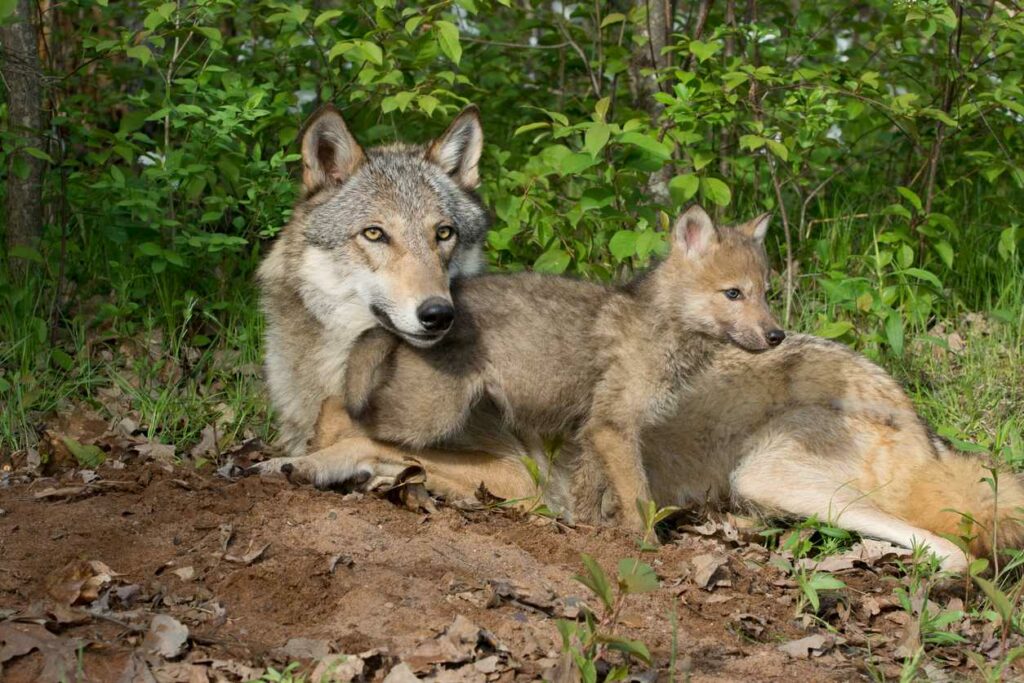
[663, 205, 785, 352]
[295, 104, 490, 347]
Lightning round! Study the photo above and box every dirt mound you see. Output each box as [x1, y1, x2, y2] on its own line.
[0, 461, 1010, 681]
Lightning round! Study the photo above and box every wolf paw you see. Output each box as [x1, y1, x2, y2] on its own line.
[246, 455, 373, 491]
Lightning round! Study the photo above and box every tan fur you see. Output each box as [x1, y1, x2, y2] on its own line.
[331, 207, 783, 531]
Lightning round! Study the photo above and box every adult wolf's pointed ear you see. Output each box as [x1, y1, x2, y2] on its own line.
[426, 105, 484, 189]
[672, 205, 718, 258]
[300, 104, 365, 195]
[735, 212, 771, 245]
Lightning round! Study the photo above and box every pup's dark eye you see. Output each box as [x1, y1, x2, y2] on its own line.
[362, 226, 386, 242]
[436, 225, 455, 242]
[723, 288, 743, 301]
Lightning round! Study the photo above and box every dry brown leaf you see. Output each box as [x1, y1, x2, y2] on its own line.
[406, 615, 504, 673]
[690, 553, 729, 590]
[385, 465, 437, 514]
[189, 425, 219, 461]
[778, 634, 830, 659]
[222, 542, 269, 566]
[45, 559, 118, 606]
[135, 442, 176, 463]
[143, 614, 189, 659]
[311, 650, 385, 683]
[0, 622, 80, 682]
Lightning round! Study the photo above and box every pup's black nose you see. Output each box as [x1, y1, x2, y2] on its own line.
[766, 329, 786, 346]
[417, 298, 455, 332]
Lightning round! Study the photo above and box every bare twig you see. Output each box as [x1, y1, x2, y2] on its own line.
[767, 155, 794, 326]
[682, 0, 715, 71]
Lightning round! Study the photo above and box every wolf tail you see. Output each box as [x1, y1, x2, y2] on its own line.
[899, 446, 1024, 561]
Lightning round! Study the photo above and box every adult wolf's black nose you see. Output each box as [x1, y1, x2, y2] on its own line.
[766, 329, 786, 346]
[417, 298, 455, 332]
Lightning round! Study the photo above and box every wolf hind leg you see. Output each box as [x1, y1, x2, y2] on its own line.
[731, 432, 969, 572]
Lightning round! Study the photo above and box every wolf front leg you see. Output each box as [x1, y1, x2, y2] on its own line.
[576, 423, 652, 533]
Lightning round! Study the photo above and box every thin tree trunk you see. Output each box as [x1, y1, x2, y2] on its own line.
[1, 0, 45, 271]
[630, 0, 672, 204]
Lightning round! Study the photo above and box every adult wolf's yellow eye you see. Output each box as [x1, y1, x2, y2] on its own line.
[436, 225, 455, 242]
[362, 227, 385, 242]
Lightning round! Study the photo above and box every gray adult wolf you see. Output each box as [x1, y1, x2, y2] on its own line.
[256, 103, 489, 460]
[303, 213, 1024, 572]
[335, 205, 783, 531]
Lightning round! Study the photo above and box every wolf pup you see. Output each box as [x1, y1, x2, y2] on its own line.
[340, 205, 784, 530]
[256, 103, 490, 462]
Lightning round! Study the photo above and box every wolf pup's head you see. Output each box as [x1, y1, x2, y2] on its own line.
[295, 104, 489, 347]
[665, 205, 785, 352]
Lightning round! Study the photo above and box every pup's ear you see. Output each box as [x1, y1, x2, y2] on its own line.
[343, 328, 399, 421]
[300, 104, 365, 195]
[735, 212, 771, 245]
[671, 205, 718, 258]
[426, 105, 484, 189]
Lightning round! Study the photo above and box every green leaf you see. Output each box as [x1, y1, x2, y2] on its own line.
[315, 9, 343, 27]
[668, 174, 699, 205]
[584, 122, 611, 157]
[513, 121, 550, 137]
[901, 267, 942, 288]
[617, 558, 659, 594]
[618, 132, 672, 160]
[609, 230, 638, 261]
[974, 575, 1013, 624]
[739, 134, 766, 151]
[934, 240, 954, 268]
[8, 244, 43, 263]
[998, 226, 1018, 261]
[417, 94, 440, 116]
[354, 39, 383, 65]
[598, 634, 652, 664]
[600, 12, 625, 28]
[699, 177, 731, 206]
[51, 348, 74, 371]
[435, 20, 462, 65]
[815, 320, 854, 339]
[62, 437, 106, 469]
[896, 186, 922, 212]
[533, 247, 570, 274]
[574, 553, 614, 610]
[688, 39, 721, 63]
[196, 26, 222, 46]
[807, 573, 846, 591]
[766, 139, 789, 161]
[0, 0, 18, 20]
[885, 312, 904, 355]
[126, 45, 152, 66]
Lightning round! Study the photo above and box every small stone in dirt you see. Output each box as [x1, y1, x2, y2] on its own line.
[143, 614, 189, 659]
[383, 663, 419, 683]
[328, 553, 354, 573]
[171, 566, 195, 581]
[0, 508, 6, 517]
[275, 637, 331, 661]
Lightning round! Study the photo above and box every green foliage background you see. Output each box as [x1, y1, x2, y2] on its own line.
[1, 0, 1023, 451]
